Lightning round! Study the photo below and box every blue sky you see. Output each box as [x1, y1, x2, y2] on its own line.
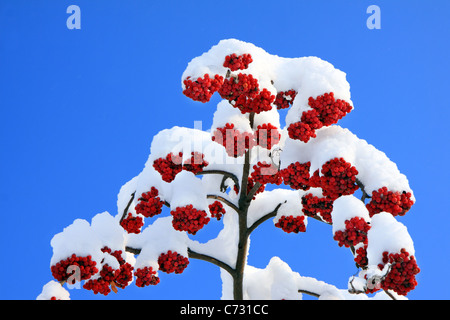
[0, 0, 449, 300]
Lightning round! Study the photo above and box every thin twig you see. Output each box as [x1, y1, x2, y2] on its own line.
[298, 289, 321, 298]
[120, 192, 136, 223]
[247, 202, 285, 236]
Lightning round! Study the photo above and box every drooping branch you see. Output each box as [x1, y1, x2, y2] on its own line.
[187, 248, 235, 276]
[124, 246, 235, 277]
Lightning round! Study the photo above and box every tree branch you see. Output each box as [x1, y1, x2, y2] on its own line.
[298, 289, 321, 298]
[120, 192, 136, 223]
[187, 248, 235, 276]
[247, 201, 285, 236]
[356, 178, 371, 203]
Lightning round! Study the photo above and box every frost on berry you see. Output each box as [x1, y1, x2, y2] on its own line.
[333, 217, 370, 248]
[223, 53, 253, 71]
[171, 205, 210, 235]
[212, 123, 256, 158]
[209, 201, 226, 220]
[51, 254, 98, 283]
[183, 74, 224, 103]
[301, 193, 333, 224]
[255, 123, 281, 150]
[275, 215, 306, 234]
[135, 266, 160, 287]
[366, 187, 414, 217]
[288, 92, 352, 143]
[280, 162, 311, 191]
[274, 90, 297, 110]
[158, 250, 189, 274]
[135, 187, 165, 218]
[319, 157, 359, 200]
[120, 213, 144, 234]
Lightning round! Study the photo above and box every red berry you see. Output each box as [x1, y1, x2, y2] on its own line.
[120, 213, 144, 234]
[208, 201, 226, 220]
[158, 250, 189, 274]
[251, 161, 282, 186]
[255, 123, 281, 149]
[366, 187, 414, 217]
[153, 152, 183, 182]
[171, 205, 210, 235]
[274, 90, 297, 110]
[134, 266, 160, 287]
[301, 193, 333, 223]
[51, 254, 98, 283]
[319, 157, 359, 200]
[212, 123, 256, 158]
[280, 162, 311, 191]
[135, 187, 165, 218]
[183, 74, 224, 103]
[333, 217, 370, 248]
[223, 53, 253, 71]
[275, 215, 306, 233]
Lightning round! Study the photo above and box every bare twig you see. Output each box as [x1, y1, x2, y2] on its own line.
[120, 192, 136, 223]
[197, 170, 240, 192]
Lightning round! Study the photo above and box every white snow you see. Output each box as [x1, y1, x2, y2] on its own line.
[36, 281, 70, 300]
[366, 212, 415, 266]
[331, 195, 371, 234]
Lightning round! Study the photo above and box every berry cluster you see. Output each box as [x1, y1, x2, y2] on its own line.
[212, 123, 256, 158]
[153, 152, 208, 182]
[158, 250, 189, 274]
[301, 193, 333, 224]
[319, 158, 359, 200]
[255, 123, 280, 149]
[378, 249, 420, 296]
[209, 201, 226, 220]
[275, 215, 306, 233]
[171, 205, 210, 235]
[234, 88, 275, 114]
[354, 245, 368, 268]
[250, 161, 282, 186]
[83, 263, 119, 295]
[120, 213, 144, 234]
[51, 254, 98, 283]
[135, 266, 160, 287]
[333, 217, 370, 248]
[288, 92, 352, 142]
[153, 152, 183, 182]
[366, 187, 414, 217]
[223, 53, 253, 71]
[83, 276, 112, 295]
[183, 74, 224, 103]
[279, 162, 311, 191]
[183, 152, 209, 174]
[219, 73, 259, 102]
[135, 187, 165, 218]
[101, 247, 134, 289]
[274, 90, 297, 110]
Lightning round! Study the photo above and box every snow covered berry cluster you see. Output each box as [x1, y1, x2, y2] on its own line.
[41, 39, 419, 301]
